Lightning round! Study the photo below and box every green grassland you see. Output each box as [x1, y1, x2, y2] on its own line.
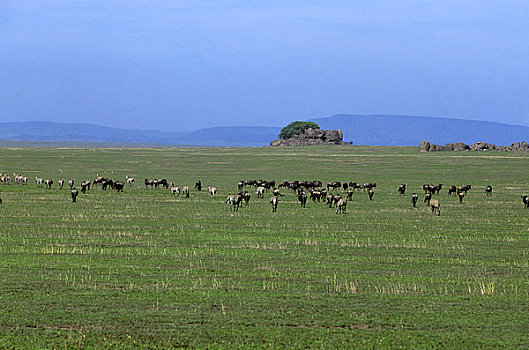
[1, 145, 529, 348]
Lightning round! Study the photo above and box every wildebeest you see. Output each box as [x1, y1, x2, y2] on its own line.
[411, 193, 418, 207]
[170, 183, 180, 196]
[270, 195, 278, 212]
[398, 184, 406, 195]
[522, 195, 529, 208]
[113, 181, 125, 192]
[256, 186, 265, 198]
[68, 179, 75, 189]
[485, 185, 493, 196]
[342, 183, 349, 192]
[327, 181, 341, 191]
[458, 185, 472, 194]
[71, 188, 78, 202]
[145, 179, 154, 188]
[431, 184, 443, 194]
[58, 179, 64, 189]
[208, 186, 217, 197]
[424, 192, 432, 205]
[45, 178, 53, 189]
[298, 190, 307, 208]
[195, 180, 202, 191]
[348, 182, 362, 191]
[458, 190, 465, 203]
[35, 176, 44, 186]
[240, 191, 251, 206]
[326, 193, 334, 207]
[101, 179, 113, 191]
[335, 197, 347, 214]
[272, 188, 283, 197]
[226, 194, 242, 211]
[81, 181, 89, 194]
[363, 183, 376, 191]
[154, 179, 169, 188]
[368, 188, 374, 201]
[430, 198, 441, 216]
[448, 185, 457, 196]
[182, 186, 190, 198]
[310, 189, 322, 202]
[126, 175, 135, 186]
[346, 189, 354, 200]
[237, 181, 244, 190]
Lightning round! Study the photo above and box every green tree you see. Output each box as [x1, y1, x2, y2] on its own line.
[278, 121, 320, 140]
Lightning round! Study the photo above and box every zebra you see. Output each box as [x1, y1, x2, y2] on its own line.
[335, 197, 347, 214]
[430, 198, 441, 216]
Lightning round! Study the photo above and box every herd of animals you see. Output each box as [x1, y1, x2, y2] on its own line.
[2, 173, 529, 215]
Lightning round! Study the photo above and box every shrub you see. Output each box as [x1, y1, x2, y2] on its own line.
[278, 121, 320, 140]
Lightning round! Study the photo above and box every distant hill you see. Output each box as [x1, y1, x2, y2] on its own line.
[2, 116, 528, 147]
[311, 114, 529, 146]
[0, 121, 280, 147]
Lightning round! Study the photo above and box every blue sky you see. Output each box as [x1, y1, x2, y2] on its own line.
[1, 1, 528, 131]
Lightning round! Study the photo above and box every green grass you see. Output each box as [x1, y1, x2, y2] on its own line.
[1, 145, 529, 348]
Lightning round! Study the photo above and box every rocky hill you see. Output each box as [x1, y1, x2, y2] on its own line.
[269, 128, 348, 147]
[419, 140, 529, 152]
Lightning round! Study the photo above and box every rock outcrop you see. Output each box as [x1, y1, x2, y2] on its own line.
[270, 128, 348, 147]
[419, 140, 529, 152]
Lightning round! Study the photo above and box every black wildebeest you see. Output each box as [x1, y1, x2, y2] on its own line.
[424, 192, 432, 205]
[411, 193, 418, 207]
[398, 184, 406, 195]
[522, 195, 529, 208]
[71, 188, 78, 202]
[430, 199, 441, 216]
[195, 180, 202, 191]
[485, 185, 493, 196]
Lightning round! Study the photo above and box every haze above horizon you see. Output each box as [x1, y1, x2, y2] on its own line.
[1, 1, 528, 132]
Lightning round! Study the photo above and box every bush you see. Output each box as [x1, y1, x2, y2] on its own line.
[278, 121, 320, 140]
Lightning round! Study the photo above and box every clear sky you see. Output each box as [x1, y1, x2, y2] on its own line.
[1, 1, 528, 131]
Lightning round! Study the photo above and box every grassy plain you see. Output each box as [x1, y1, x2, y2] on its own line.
[1, 145, 529, 348]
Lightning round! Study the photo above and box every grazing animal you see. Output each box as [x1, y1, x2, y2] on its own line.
[145, 179, 154, 188]
[522, 195, 529, 208]
[126, 175, 135, 186]
[398, 184, 406, 195]
[363, 183, 376, 191]
[424, 192, 432, 205]
[458, 185, 472, 194]
[327, 181, 341, 191]
[237, 181, 244, 190]
[270, 195, 278, 212]
[326, 193, 334, 207]
[194, 180, 202, 191]
[226, 194, 242, 211]
[432, 184, 443, 194]
[170, 183, 180, 196]
[485, 185, 493, 196]
[298, 190, 307, 208]
[272, 188, 283, 197]
[208, 186, 217, 197]
[113, 181, 125, 192]
[430, 198, 441, 216]
[256, 186, 265, 198]
[458, 190, 465, 203]
[81, 181, 89, 194]
[58, 179, 64, 189]
[45, 178, 53, 189]
[349, 182, 362, 191]
[154, 179, 169, 188]
[68, 179, 75, 189]
[310, 190, 321, 202]
[182, 186, 189, 198]
[35, 176, 44, 186]
[368, 188, 374, 201]
[342, 183, 349, 192]
[448, 185, 457, 196]
[241, 191, 251, 206]
[335, 197, 347, 214]
[346, 189, 354, 200]
[71, 188, 78, 202]
[411, 193, 418, 207]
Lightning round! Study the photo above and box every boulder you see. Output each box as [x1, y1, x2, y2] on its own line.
[453, 142, 470, 151]
[418, 140, 430, 152]
[269, 128, 347, 147]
